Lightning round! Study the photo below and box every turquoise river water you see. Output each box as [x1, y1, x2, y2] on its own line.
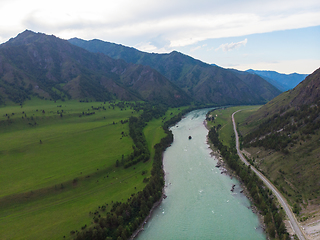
[136, 109, 266, 240]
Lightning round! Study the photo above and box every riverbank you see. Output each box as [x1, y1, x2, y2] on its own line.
[130, 192, 166, 240]
[204, 120, 267, 236]
[135, 109, 267, 240]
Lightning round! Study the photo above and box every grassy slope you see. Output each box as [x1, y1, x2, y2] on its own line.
[0, 99, 135, 197]
[0, 99, 182, 240]
[244, 91, 292, 125]
[0, 162, 149, 240]
[206, 106, 261, 146]
[236, 108, 320, 223]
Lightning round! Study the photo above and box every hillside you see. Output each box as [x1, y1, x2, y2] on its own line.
[246, 69, 308, 92]
[238, 67, 320, 238]
[0, 30, 190, 107]
[245, 68, 320, 121]
[69, 38, 281, 105]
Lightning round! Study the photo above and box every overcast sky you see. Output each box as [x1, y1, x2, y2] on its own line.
[1, 0, 319, 74]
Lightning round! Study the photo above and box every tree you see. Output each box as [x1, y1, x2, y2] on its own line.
[267, 222, 276, 238]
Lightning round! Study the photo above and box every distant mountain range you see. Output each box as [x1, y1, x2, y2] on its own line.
[246, 69, 308, 92]
[246, 68, 320, 121]
[0, 30, 282, 106]
[69, 38, 281, 105]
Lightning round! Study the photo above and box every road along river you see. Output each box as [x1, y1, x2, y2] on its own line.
[136, 109, 266, 240]
[232, 110, 306, 240]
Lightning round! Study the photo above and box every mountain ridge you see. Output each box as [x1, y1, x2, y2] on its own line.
[69, 37, 281, 105]
[246, 67, 320, 121]
[246, 69, 308, 92]
[0, 30, 282, 107]
[0, 30, 191, 106]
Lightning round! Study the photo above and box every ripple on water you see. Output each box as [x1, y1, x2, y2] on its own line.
[137, 109, 266, 240]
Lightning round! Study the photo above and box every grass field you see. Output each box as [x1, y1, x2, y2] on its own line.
[206, 105, 261, 146]
[0, 99, 184, 239]
[144, 106, 189, 160]
[0, 99, 136, 197]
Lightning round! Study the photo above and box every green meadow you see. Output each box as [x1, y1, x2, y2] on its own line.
[0, 99, 183, 239]
[144, 106, 189, 160]
[206, 106, 261, 146]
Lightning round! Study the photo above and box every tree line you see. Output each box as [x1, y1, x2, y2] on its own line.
[208, 126, 290, 240]
[243, 98, 320, 153]
[72, 104, 181, 240]
[72, 104, 215, 240]
[121, 104, 168, 168]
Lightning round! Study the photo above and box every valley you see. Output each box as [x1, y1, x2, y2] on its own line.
[0, 29, 319, 240]
[0, 98, 185, 239]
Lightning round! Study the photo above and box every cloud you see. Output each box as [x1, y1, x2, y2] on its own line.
[216, 38, 248, 52]
[149, 35, 171, 49]
[190, 46, 201, 52]
[190, 44, 208, 52]
[1, 0, 320, 49]
[0, 0, 318, 75]
[134, 42, 158, 52]
[0, 0, 320, 70]
[134, 40, 170, 53]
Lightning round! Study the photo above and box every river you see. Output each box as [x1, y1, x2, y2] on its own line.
[137, 109, 266, 240]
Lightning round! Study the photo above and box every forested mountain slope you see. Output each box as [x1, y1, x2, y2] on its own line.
[69, 38, 281, 105]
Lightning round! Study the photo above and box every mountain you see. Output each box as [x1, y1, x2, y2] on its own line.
[246, 68, 320, 121]
[69, 38, 281, 105]
[246, 69, 308, 92]
[239, 68, 320, 225]
[0, 30, 191, 106]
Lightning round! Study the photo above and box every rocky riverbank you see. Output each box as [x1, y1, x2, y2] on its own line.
[204, 120, 267, 237]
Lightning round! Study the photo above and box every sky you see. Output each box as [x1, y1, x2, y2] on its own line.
[0, 0, 319, 74]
